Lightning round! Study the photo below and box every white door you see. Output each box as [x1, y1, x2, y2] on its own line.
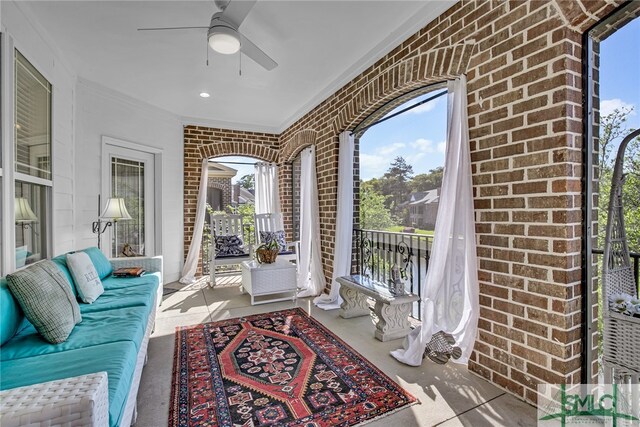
[102, 144, 155, 258]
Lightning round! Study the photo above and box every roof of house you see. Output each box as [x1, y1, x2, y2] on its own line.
[408, 189, 439, 206]
[208, 162, 238, 178]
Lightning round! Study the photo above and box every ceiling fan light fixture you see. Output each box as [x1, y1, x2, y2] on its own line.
[208, 25, 240, 54]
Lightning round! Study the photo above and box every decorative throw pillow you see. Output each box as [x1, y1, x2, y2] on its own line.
[6, 260, 82, 344]
[214, 235, 246, 257]
[260, 230, 287, 252]
[66, 252, 104, 304]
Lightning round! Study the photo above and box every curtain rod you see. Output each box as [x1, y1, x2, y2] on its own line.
[352, 90, 448, 136]
[209, 160, 258, 166]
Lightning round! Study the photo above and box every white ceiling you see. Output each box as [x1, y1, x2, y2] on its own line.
[24, 0, 456, 132]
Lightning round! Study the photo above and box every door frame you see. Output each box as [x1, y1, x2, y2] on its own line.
[101, 136, 163, 257]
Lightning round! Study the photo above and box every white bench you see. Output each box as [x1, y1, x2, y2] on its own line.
[336, 275, 419, 342]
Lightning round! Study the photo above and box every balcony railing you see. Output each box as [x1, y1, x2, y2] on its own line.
[353, 228, 432, 319]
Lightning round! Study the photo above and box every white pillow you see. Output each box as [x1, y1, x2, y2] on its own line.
[66, 252, 104, 304]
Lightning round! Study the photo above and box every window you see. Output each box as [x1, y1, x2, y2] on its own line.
[14, 50, 52, 266]
[111, 157, 146, 257]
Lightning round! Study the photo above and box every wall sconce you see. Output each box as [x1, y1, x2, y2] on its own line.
[92, 195, 132, 249]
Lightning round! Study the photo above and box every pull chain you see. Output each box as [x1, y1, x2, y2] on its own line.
[239, 51, 242, 76]
[206, 40, 209, 66]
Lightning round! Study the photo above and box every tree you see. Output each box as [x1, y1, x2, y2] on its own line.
[238, 174, 255, 191]
[380, 157, 413, 214]
[410, 167, 444, 192]
[360, 184, 395, 230]
[597, 106, 640, 253]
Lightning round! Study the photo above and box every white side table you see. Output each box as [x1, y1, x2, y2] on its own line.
[240, 260, 298, 305]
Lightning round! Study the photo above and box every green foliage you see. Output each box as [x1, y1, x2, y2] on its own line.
[410, 167, 444, 192]
[238, 174, 255, 191]
[597, 106, 640, 253]
[379, 157, 413, 213]
[359, 184, 395, 230]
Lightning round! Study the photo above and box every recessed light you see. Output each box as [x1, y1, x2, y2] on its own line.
[199, 92, 210, 98]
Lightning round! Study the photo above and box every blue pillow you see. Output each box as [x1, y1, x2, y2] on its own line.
[0, 278, 24, 346]
[81, 247, 113, 280]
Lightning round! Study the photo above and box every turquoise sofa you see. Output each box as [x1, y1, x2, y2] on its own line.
[0, 249, 163, 427]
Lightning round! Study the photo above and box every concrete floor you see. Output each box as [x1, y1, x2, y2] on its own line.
[136, 274, 537, 427]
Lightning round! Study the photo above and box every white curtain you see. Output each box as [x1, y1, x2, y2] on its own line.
[254, 163, 281, 215]
[297, 146, 325, 297]
[180, 158, 209, 284]
[314, 131, 354, 310]
[391, 75, 479, 366]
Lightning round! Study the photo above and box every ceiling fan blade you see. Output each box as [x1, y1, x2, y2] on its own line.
[221, 0, 257, 28]
[137, 26, 208, 31]
[240, 34, 277, 70]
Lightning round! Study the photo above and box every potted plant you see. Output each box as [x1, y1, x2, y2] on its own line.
[255, 240, 279, 264]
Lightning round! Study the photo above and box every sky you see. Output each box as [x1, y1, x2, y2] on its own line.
[211, 17, 639, 185]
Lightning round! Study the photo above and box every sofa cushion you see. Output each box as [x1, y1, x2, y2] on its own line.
[6, 261, 82, 344]
[80, 280, 158, 315]
[1, 305, 148, 361]
[50, 254, 79, 296]
[0, 278, 24, 346]
[0, 341, 138, 427]
[101, 271, 161, 291]
[66, 252, 104, 303]
[82, 247, 113, 280]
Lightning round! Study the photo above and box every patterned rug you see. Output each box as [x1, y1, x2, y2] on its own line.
[169, 308, 417, 427]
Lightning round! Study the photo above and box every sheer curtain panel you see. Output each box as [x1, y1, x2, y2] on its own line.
[254, 163, 281, 215]
[297, 146, 325, 297]
[391, 75, 479, 366]
[180, 158, 209, 284]
[314, 131, 354, 310]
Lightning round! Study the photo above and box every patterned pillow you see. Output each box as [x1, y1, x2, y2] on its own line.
[6, 260, 82, 344]
[215, 235, 246, 257]
[259, 230, 287, 252]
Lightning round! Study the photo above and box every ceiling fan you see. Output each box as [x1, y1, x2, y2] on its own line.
[137, 0, 277, 71]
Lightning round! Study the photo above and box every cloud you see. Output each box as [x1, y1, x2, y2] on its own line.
[407, 98, 439, 114]
[601, 99, 636, 117]
[359, 153, 389, 180]
[410, 138, 435, 152]
[437, 141, 446, 153]
[378, 142, 405, 155]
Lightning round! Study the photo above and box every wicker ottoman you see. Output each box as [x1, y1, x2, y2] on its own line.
[240, 260, 297, 305]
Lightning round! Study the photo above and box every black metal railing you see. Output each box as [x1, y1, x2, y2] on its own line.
[353, 228, 432, 319]
[592, 248, 640, 291]
[201, 223, 256, 276]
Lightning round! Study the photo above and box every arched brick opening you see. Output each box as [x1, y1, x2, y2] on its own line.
[279, 129, 319, 242]
[183, 125, 280, 275]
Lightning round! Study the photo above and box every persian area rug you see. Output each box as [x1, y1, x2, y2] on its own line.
[169, 307, 417, 427]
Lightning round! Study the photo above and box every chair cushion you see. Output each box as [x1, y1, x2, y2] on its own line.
[0, 341, 138, 427]
[66, 252, 104, 303]
[0, 305, 148, 361]
[260, 230, 287, 252]
[6, 261, 82, 344]
[0, 278, 24, 346]
[214, 234, 246, 257]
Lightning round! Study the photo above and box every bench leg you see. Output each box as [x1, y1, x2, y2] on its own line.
[373, 301, 413, 342]
[339, 286, 370, 318]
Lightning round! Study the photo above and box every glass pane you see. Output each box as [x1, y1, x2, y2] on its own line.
[15, 181, 49, 266]
[111, 157, 145, 257]
[15, 50, 52, 180]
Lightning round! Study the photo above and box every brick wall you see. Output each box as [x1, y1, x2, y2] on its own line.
[207, 177, 232, 211]
[183, 0, 623, 404]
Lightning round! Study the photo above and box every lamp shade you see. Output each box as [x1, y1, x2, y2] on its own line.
[100, 198, 132, 221]
[15, 198, 38, 223]
[208, 25, 240, 54]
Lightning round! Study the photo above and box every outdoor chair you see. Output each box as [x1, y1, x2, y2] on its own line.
[602, 128, 640, 383]
[254, 212, 300, 267]
[209, 214, 251, 287]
